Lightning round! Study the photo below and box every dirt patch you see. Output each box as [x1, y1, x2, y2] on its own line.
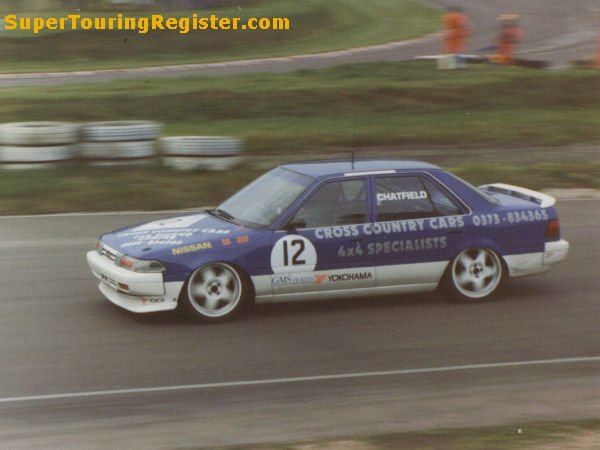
[528, 430, 600, 450]
[295, 441, 377, 450]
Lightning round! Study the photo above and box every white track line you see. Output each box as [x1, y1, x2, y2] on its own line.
[1, 356, 599, 404]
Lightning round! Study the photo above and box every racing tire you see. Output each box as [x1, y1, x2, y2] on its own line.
[160, 136, 243, 156]
[0, 122, 79, 146]
[79, 141, 157, 165]
[163, 155, 244, 171]
[81, 121, 162, 142]
[160, 136, 244, 171]
[181, 262, 250, 323]
[0, 144, 76, 169]
[445, 247, 504, 302]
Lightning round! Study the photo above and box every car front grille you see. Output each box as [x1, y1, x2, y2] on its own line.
[99, 244, 119, 263]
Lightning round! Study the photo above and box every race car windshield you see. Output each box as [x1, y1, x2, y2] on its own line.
[218, 167, 314, 228]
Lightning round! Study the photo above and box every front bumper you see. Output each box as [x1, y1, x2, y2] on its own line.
[86, 250, 180, 313]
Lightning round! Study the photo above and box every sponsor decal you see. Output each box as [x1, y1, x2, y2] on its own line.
[100, 273, 118, 289]
[377, 191, 428, 202]
[314, 217, 463, 240]
[132, 214, 206, 232]
[471, 210, 549, 227]
[141, 297, 166, 304]
[201, 228, 231, 235]
[364, 221, 425, 234]
[271, 273, 315, 286]
[315, 225, 360, 240]
[120, 231, 194, 248]
[472, 213, 501, 227]
[337, 242, 364, 258]
[116, 216, 233, 248]
[171, 241, 212, 256]
[327, 272, 373, 283]
[428, 216, 464, 229]
[314, 274, 327, 285]
[236, 235, 250, 244]
[271, 235, 317, 274]
[506, 209, 549, 224]
[367, 237, 447, 255]
[221, 238, 232, 246]
[273, 271, 373, 286]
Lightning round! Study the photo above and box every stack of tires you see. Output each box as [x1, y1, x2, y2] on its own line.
[160, 136, 244, 171]
[0, 122, 79, 169]
[80, 121, 162, 166]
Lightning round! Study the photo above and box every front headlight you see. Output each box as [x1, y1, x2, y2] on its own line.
[117, 254, 166, 273]
[96, 240, 165, 273]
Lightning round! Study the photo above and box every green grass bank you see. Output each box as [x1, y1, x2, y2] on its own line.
[1, 62, 599, 214]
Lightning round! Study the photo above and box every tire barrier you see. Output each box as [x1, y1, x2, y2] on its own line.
[0, 144, 76, 170]
[160, 136, 245, 171]
[0, 121, 246, 171]
[0, 122, 79, 170]
[0, 122, 79, 146]
[80, 121, 162, 142]
[79, 141, 156, 166]
[79, 121, 162, 166]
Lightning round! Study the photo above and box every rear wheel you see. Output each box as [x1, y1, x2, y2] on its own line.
[181, 262, 248, 322]
[447, 248, 503, 301]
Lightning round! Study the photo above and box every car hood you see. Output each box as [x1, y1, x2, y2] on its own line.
[100, 212, 242, 258]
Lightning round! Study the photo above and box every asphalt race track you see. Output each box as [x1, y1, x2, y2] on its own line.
[0, 0, 598, 86]
[0, 199, 598, 449]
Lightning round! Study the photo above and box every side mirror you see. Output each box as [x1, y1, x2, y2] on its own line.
[284, 217, 306, 231]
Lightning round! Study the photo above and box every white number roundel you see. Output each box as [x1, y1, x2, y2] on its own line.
[271, 235, 317, 274]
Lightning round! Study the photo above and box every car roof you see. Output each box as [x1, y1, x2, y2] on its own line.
[281, 159, 441, 178]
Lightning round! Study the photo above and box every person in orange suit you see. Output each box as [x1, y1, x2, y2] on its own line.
[495, 15, 524, 64]
[443, 7, 470, 54]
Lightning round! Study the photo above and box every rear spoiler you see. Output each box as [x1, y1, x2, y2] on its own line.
[478, 183, 556, 208]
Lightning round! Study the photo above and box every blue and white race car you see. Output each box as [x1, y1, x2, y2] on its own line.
[87, 159, 569, 322]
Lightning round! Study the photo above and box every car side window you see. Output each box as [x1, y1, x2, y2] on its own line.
[375, 176, 435, 221]
[289, 179, 367, 229]
[421, 177, 463, 216]
[376, 176, 464, 221]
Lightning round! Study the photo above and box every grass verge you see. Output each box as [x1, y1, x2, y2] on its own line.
[0, 161, 598, 215]
[1, 62, 599, 214]
[0, 0, 439, 72]
[1, 62, 599, 151]
[223, 419, 600, 449]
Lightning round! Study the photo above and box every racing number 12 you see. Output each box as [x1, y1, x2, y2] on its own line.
[283, 239, 306, 266]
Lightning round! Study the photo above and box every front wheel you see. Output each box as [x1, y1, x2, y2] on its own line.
[446, 247, 504, 301]
[181, 262, 249, 322]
